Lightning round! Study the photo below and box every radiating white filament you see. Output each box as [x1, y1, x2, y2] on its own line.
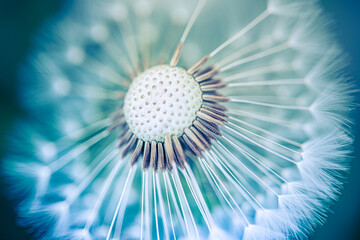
[210, 10, 270, 57]
[106, 166, 136, 240]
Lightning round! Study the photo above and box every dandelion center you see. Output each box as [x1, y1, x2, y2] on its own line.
[124, 65, 203, 142]
[116, 59, 228, 171]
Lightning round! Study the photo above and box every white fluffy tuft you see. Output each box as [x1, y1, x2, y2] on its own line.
[243, 224, 286, 240]
[298, 131, 352, 201]
[255, 209, 301, 238]
[267, 0, 317, 16]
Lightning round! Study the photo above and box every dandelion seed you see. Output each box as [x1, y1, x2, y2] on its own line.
[2, 0, 355, 239]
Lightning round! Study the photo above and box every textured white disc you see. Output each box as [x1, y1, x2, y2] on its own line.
[124, 65, 203, 142]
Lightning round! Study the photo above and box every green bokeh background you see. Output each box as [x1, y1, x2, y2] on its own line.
[0, 0, 359, 239]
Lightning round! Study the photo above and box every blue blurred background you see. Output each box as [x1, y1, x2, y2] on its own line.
[0, 0, 359, 239]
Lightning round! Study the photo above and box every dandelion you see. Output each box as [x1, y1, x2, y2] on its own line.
[2, 0, 355, 239]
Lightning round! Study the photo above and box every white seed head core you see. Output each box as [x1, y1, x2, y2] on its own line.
[124, 65, 203, 142]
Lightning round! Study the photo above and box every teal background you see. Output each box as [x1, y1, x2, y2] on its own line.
[0, 0, 359, 239]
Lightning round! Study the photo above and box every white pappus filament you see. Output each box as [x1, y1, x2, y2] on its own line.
[2, 0, 355, 240]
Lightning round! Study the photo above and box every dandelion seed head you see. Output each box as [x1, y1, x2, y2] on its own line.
[2, 0, 355, 239]
[124, 65, 203, 142]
